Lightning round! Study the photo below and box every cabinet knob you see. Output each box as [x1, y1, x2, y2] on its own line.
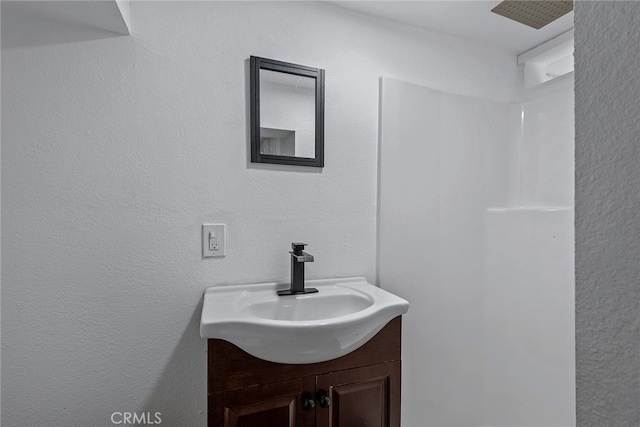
[302, 395, 315, 411]
[317, 390, 331, 408]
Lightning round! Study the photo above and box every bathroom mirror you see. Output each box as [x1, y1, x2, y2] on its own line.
[250, 56, 325, 167]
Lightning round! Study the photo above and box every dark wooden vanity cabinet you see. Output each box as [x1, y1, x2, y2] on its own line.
[208, 316, 402, 427]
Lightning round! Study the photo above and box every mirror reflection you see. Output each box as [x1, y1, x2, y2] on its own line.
[259, 70, 316, 158]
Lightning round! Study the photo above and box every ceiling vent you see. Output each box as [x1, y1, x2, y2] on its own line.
[491, 0, 573, 30]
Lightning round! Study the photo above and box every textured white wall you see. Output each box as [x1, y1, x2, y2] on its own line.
[575, 2, 640, 426]
[1, 2, 516, 425]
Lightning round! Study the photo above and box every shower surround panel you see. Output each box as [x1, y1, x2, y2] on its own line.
[378, 78, 575, 426]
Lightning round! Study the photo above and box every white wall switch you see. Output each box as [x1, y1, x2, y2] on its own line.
[202, 224, 226, 257]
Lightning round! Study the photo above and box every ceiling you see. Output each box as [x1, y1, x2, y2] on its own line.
[1, 1, 130, 40]
[329, 1, 574, 55]
[2, 1, 573, 55]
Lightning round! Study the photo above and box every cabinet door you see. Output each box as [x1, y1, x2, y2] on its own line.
[210, 376, 315, 427]
[316, 361, 401, 427]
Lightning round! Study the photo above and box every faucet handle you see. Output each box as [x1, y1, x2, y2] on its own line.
[291, 242, 307, 254]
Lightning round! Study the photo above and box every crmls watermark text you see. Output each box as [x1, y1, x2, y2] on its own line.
[111, 412, 162, 425]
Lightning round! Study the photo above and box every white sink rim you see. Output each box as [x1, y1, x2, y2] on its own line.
[200, 277, 409, 364]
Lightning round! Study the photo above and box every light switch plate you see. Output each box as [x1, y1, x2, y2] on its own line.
[202, 224, 226, 257]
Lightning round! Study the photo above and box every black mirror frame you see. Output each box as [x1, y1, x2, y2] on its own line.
[250, 56, 325, 168]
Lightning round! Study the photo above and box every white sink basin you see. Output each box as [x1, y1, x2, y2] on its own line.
[200, 277, 409, 364]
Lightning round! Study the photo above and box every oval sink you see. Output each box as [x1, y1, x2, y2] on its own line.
[239, 286, 374, 321]
[200, 277, 409, 364]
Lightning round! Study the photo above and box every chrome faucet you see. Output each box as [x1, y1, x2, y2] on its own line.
[277, 242, 318, 296]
